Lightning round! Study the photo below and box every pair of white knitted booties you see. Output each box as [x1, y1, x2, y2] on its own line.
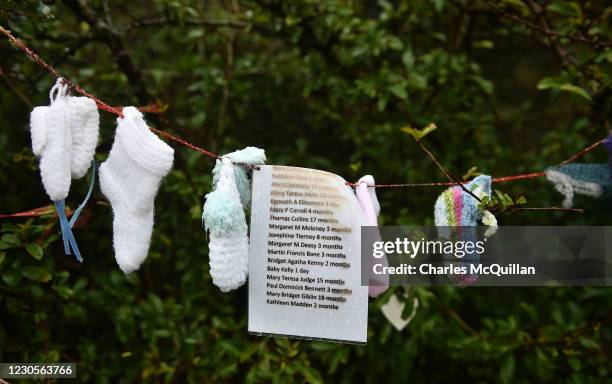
[30, 79, 100, 261]
[30, 79, 99, 202]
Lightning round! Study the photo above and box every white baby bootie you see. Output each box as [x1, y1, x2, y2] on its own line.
[68, 96, 99, 179]
[202, 158, 249, 292]
[30, 80, 72, 201]
[99, 107, 174, 274]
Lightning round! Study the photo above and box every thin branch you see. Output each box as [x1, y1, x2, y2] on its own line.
[559, 138, 606, 166]
[414, 138, 482, 202]
[0, 66, 32, 107]
[490, 4, 612, 48]
[124, 16, 248, 33]
[32, 35, 100, 84]
[525, 0, 603, 85]
[61, 0, 154, 105]
[444, 307, 479, 336]
[507, 207, 583, 213]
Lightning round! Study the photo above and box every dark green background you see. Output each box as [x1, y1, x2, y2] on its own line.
[0, 1, 611, 383]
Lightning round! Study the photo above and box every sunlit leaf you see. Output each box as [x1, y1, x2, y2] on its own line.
[401, 123, 437, 141]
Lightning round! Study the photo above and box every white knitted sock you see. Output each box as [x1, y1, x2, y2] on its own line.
[99, 107, 174, 274]
[203, 158, 249, 292]
[30, 83, 72, 201]
[67, 97, 99, 179]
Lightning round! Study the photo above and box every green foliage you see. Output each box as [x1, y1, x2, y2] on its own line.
[538, 76, 593, 102]
[401, 123, 437, 141]
[0, 0, 611, 383]
[479, 190, 528, 215]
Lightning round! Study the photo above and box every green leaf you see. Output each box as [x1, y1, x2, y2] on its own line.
[578, 337, 600, 350]
[537, 78, 591, 102]
[548, 1, 582, 18]
[537, 76, 565, 90]
[25, 243, 43, 261]
[402, 50, 415, 69]
[377, 94, 388, 111]
[299, 364, 323, 384]
[568, 356, 581, 371]
[474, 40, 494, 49]
[471, 76, 493, 95]
[1, 223, 19, 232]
[559, 84, 592, 102]
[21, 266, 52, 283]
[401, 123, 437, 141]
[54, 286, 74, 300]
[388, 83, 408, 100]
[0, 234, 21, 249]
[2, 268, 21, 286]
[462, 167, 480, 180]
[387, 36, 404, 51]
[500, 353, 515, 383]
[501, 0, 529, 14]
[433, 0, 445, 12]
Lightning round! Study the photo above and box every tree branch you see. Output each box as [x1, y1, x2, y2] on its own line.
[414, 138, 482, 203]
[490, 4, 611, 48]
[124, 16, 248, 33]
[61, 0, 154, 105]
[525, 0, 603, 85]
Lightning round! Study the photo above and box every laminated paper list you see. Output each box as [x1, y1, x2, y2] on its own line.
[248, 165, 368, 343]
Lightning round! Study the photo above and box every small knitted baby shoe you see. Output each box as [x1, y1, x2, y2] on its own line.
[434, 175, 491, 285]
[203, 158, 249, 292]
[30, 81, 72, 201]
[99, 107, 174, 273]
[67, 96, 99, 179]
[211, 147, 266, 210]
[355, 175, 389, 298]
[434, 175, 492, 227]
[545, 163, 612, 208]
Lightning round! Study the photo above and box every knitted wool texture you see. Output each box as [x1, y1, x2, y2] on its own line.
[99, 107, 174, 274]
[545, 163, 612, 208]
[203, 158, 249, 292]
[355, 175, 389, 298]
[30, 97, 71, 201]
[434, 175, 491, 285]
[211, 147, 266, 210]
[67, 97, 99, 179]
[434, 175, 492, 227]
[30, 83, 99, 201]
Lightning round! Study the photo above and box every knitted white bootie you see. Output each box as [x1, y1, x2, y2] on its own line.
[67, 97, 99, 179]
[30, 82, 72, 201]
[202, 158, 249, 292]
[99, 107, 174, 274]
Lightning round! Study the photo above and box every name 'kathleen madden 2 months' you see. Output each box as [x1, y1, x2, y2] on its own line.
[374, 262, 536, 277]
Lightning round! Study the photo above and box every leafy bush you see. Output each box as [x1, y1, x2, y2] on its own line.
[0, 1, 610, 382]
